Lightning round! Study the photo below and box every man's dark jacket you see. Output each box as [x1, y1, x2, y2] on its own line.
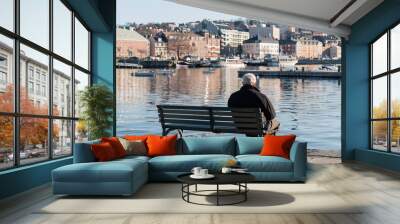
[228, 85, 276, 121]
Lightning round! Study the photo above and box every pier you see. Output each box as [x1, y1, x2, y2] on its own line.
[238, 70, 341, 79]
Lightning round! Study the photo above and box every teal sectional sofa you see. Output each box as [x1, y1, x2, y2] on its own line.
[52, 136, 307, 196]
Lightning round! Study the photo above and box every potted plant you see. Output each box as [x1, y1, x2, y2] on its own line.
[79, 84, 114, 140]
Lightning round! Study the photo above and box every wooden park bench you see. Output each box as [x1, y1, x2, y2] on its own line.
[157, 105, 275, 137]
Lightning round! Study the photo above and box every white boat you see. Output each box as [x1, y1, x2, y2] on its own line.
[133, 70, 155, 77]
[220, 57, 245, 68]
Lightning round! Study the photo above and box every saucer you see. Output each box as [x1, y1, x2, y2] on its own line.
[190, 174, 215, 179]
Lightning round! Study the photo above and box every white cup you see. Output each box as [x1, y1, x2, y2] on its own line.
[221, 167, 232, 174]
[200, 169, 208, 176]
[191, 167, 202, 176]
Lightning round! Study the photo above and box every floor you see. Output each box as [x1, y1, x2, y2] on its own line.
[0, 160, 400, 224]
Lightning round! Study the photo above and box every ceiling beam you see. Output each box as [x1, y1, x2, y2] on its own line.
[165, 0, 351, 37]
[330, 0, 368, 28]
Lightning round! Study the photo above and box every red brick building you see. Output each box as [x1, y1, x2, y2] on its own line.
[117, 28, 149, 59]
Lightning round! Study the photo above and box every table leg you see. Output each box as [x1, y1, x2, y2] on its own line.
[195, 184, 198, 192]
[245, 183, 247, 201]
[216, 184, 219, 206]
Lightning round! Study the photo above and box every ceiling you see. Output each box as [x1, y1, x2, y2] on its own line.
[165, 0, 384, 37]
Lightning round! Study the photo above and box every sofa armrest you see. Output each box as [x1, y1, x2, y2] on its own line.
[289, 141, 307, 181]
[73, 140, 100, 163]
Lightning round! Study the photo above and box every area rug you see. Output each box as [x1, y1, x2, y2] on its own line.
[37, 183, 362, 214]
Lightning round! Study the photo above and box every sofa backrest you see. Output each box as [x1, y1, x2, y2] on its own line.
[180, 136, 236, 155]
[235, 136, 264, 155]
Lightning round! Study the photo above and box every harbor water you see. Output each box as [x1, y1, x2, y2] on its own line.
[117, 67, 341, 150]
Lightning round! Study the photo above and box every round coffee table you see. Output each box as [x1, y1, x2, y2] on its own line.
[177, 173, 255, 206]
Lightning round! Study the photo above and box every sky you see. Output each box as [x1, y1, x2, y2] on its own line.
[117, 0, 242, 25]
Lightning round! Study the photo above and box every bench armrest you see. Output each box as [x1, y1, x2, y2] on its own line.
[289, 141, 307, 181]
[73, 140, 100, 163]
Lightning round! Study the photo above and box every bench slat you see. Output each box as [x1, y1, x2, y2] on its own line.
[160, 109, 210, 115]
[213, 112, 262, 118]
[213, 117, 261, 122]
[164, 119, 210, 125]
[162, 114, 211, 120]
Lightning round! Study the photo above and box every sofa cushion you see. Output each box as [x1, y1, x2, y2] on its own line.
[118, 138, 147, 156]
[260, 135, 296, 159]
[91, 142, 118, 162]
[236, 155, 293, 172]
[181, 136, 236, 155]
[147, 135, 177, 157]
[149, 154, 235, 172]
[236, 137, 263, 155]
[101, 137, 127, 158]
[53, 158, 147, 183]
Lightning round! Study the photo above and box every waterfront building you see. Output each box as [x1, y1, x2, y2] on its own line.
[166, 32, 208, 59]
[116, 28, 150, 59]
[249, 24, 280, 40]
[296, 38, 323, 59]
[279, 39, 297, 56]
[279, 38, 323, 59]
[204, 32, 221, 59]
[150, 32, 169, 59]
[242, 37, 279, 59]
[220, 28, 249, 56]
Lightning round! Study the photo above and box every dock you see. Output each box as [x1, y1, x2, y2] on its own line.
[238, 70, 341, 79]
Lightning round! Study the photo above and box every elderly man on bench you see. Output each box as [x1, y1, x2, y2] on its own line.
[228, 73, 280, 135]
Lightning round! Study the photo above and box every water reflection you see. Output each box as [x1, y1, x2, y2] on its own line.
[117, 68, 341, 150]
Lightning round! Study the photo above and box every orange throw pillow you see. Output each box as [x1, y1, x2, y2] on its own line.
[101, 137, 127, 158]
[260, 135, 296, 159]
[91, 142, 117, 162]
[124, 135, 150, 141]
[146, 135, 177, 157]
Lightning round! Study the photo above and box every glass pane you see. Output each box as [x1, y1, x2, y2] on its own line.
[0, 35, 14, 112]
[53, 59, 72, 117]
[20, 117, 49, 165]
[391, 120, 400, 153]
[75, 18, 89, 70]
[20, 0, 49, 49]
[372, 76, 387, 119]
[0, 116, 14, 170]
[372, 33, 387, 76]
[372, 121, 388, 151]
[75, 120, 88, 143]
[0, 0, 14, 31]
[53, 119, 72, 157]
[20, 44, 49, 115]
[391, 72, 400, 118]
[53, 0, 72, 60]
[74, 69, 89, 118]
[391, 24, 400, 70]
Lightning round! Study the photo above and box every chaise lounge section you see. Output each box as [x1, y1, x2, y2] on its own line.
[52, 136, 307, 196]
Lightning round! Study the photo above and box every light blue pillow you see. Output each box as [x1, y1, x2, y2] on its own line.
[181, 136, 236, 155]
[236, 137, 264, 155]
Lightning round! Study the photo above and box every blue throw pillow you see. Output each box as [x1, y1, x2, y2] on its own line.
[236, 137, 264, 155]
[181, 136, 236, 155]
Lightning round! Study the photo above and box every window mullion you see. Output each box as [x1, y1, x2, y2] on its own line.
[48, 0, 54, 160]
[388, 30, 391, 152]
[13, 0, 21, 167]
[71, 10, 76, 154]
